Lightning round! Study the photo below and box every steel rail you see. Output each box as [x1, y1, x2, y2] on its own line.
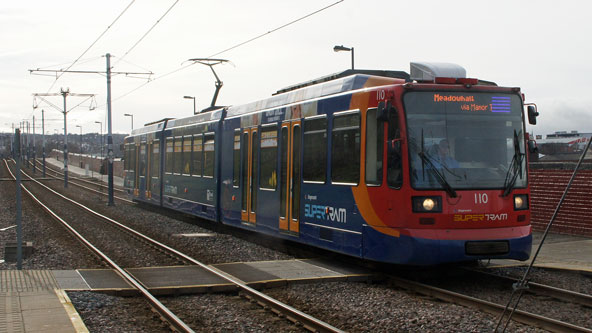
[465, 268, 592, 308]
[8, 159, 343, 333]
[388, 275, 592, 333]
[3, 159, 195, 333]
[35, 159, 126, 193]
[27, 161, 133, 204]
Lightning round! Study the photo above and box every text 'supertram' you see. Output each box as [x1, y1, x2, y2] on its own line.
[124, 62, 539, 265]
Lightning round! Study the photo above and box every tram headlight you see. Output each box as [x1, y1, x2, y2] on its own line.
[423, 198, 436, 211]
[514, 194, 529, 210]
[412, 196, 442, 213]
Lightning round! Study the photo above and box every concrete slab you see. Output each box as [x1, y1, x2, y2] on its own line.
[53, 270, 90, 290]
[22, 305, 77, 333]
[301, 258, 374, 277]
[78, 269, 132, 290]
[247, 259, 343, 280]
[214, 262, 281, 283]
[127, 265, 230, 289]
[19, 292, 62, 311]
[0, 292, 24, 333]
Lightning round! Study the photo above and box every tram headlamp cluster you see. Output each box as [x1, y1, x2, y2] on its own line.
[514, 194, 529, 211]
[412, 196, 442, 213]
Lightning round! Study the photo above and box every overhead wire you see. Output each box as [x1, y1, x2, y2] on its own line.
[45, 0, 136, 94]
[113, 0, 180, 67]
[207, 0, 344, 58]
[106, 0, 345, 106]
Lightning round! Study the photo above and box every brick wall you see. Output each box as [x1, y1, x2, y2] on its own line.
[529, 163, 592, 237]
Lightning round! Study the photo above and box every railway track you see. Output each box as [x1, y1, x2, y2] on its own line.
[466, 268, 592, 309]
[388, 268, 592, 333]
[25, 159, 132, 204]
[5, 159, 344, 332]
[5, 159, 192, 331]
[29, 158, 125, 191]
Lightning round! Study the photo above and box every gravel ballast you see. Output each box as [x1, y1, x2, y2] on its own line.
[3, 161, 591, 331]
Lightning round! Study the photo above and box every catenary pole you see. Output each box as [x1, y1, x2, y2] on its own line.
[29, 55, 152, 204]
[42, 109, 46, 177]
[14, 129, 23, 270]
[106, 53, 115, 206]
[26, 121, 30, 168]
[32, 116, 36, 174]
[62, 88, 69, 188]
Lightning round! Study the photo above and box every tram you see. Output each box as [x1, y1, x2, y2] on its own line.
[124, 62, 538, 265]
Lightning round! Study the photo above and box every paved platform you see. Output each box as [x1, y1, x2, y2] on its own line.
[488, 231, 592, 272]
[0, 270, 87, 333]
[43, 157, 124, 188]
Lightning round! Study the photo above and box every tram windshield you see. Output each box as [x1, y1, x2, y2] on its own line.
[403, 91, 527, 191]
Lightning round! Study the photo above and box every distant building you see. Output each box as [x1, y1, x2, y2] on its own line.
[535, 131, 592, 161]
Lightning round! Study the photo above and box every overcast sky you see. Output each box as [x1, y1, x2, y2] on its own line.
[1, 0, 591, 137]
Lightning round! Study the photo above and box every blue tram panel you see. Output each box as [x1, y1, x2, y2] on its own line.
[123, 63, 535, 265]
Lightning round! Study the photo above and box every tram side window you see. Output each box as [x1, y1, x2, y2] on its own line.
[332, 112, 360, 184]
[303, 117, 327, 182]
[183, 136, 191, 175]
[233, 131, 240, 187]
[139, 143, 146, 176]
[130, 144, 137, 173]
[203, 133, 215, 177]
[151, 140, 160, 178]
[387, 109, 403, 188]
[165, 138, 174, 174]
[241, 132, 248, 211]
[174, 137, 183, 174]
[366, 108, 383, 185]
[260, 126, 278, 190]
[192, 134, 203, 176]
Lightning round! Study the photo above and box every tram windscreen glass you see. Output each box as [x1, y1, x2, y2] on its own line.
[403, 92, 527, 190]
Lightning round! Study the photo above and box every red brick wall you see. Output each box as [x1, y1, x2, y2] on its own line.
[530, 167, 592, 237]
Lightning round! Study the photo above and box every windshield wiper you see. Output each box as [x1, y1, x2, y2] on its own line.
[418, 151, 458, 198]
[502, 130, 525, 197]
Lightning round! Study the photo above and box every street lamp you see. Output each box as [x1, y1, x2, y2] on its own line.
[124, 113, 134, 131]
[95, 121, 103, 159]
[184, 96, 197, 114]
[333, 45, 354, 70]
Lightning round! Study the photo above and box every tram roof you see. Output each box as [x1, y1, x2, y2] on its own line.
[225, 72, 407, 118]
[165, 108, 224, 130]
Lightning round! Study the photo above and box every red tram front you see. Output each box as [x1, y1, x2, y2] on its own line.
[357, 63, 535, 264]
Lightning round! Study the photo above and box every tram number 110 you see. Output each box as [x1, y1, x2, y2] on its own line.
[377, 90, 386, 100]
[475, 193, 488, 204]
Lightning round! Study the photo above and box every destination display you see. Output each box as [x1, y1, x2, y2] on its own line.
[432, 93, 514, 113]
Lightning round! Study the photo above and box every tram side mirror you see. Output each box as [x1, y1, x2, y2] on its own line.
[527, 105, 539, 125]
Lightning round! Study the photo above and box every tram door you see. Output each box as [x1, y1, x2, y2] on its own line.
[279, 121, 301, 233]
[133, 143, 139, 196]
[138, 142, 146, 197]
[241, 128, 258, 224]
[146, 141, 152, 198]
